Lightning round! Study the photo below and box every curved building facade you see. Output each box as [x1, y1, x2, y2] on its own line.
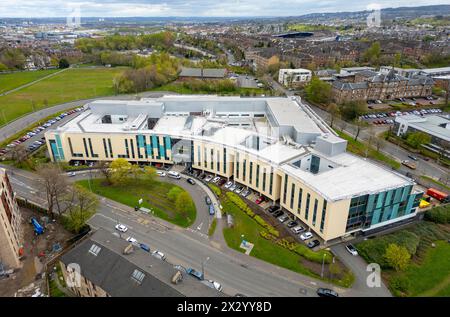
[45, 95, 423, 242]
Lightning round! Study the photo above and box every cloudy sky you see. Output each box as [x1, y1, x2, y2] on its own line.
[0, 0, 447, 17]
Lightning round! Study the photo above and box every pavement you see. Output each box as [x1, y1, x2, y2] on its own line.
[1, 164, 393, 297]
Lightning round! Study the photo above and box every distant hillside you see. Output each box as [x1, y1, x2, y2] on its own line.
[292, 5, 450, 22]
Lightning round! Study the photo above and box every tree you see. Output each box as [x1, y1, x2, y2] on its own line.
[384, 243, 410, 271]
[327, 103, 339, 128]
[304, 77, 332, 105]
[406, 132, 431, 149]
[363, 41, 381, 65]
[98, 161, 113, 184]
[353, 119, 365, 142]
[143, 166, 157, 182]
[167, 187, 183, 202]
[109, 158, 132, 185]
[129, 164, 141, 181]
[58, 58, 70, 69]
[175, 191, 194, 217]
[9, 144, 28, 166]
[63, 184, 99, 233]
[340, 100, 365, 121]
[36, 163, 70, 216]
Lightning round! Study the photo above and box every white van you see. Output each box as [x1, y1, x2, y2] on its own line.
[168, 171, 181, 179]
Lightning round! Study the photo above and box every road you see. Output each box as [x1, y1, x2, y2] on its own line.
[2, 164, 392, 297]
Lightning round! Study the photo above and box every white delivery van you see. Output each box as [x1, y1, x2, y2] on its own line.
[168, 171, 181, 179]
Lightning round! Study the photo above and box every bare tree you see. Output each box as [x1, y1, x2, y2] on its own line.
[35, 163, 69, 217]
[98, 161, 112, 184]
[9, 144, 28, 166]
[327, 103, 340, 129]
[353, 119, 364, 142]
[64, 184, 99, 233]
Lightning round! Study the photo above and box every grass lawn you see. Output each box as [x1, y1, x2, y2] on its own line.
[151, 82, 270, 96]
[420, 176, 450, 191]
[76, 178, 196, 227]
[221, 194, 353, 287]
[0, 69, 60, 94]
[356, 221, 450, 297]
[336, 130, 401, 169]
[0, 67, 126, 124]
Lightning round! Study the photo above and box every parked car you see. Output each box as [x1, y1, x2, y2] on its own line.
[241, 189, 251, 197]
[203, 280, 223, 292]
[408, 155, 418, 161]
[300, 232, 313, 241]
[292, 225, 305, 234]
[126, 237, 138, 245]
[267, 205, 279, 213]
[212, 176, 220, 183]
[278, 214, 289, 223]
[272, 210, 283, 218]
[255, 196, 266, 204]
[187, 178, 196, 185]
[307, 239, 320, 248]
[286, 220, 298, 228]
[234, 186, 244, 194]
[345, 244, 358, 256]
[205, 196, 212, 205]
[224, 181, 233, 188]
[152, 250, 166, 261]
[157, 171, 166, 177]
[139, 243, 151, 252]
[229, 184, 237, 191]
[115, 224, 128, 232]
[67, 172, 76, 177]
[204, 175, 213, 182]
[186, 268, 204, 280]
[317, 288, 339, 297]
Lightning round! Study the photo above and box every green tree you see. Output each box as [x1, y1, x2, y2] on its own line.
[384, 243, 410, 272]
[175, 191, 194, 216]
[58, 58, 70, 69]
[406, 132, 431, 149]
[363, 41, 381, 65]
[304, 77, 332, 105]
[143, 166, 157, 181]
[167, 187, 183, 202]
[340, 100, 365, 121]
[63, 184, 99, 233]
[110, 158, 132, 185]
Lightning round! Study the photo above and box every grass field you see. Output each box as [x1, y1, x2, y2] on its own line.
[77, 178, 196, 227]
[0, 67, 126, 124]
[356, 221, 450, 296]
[0, 69, 60, 94]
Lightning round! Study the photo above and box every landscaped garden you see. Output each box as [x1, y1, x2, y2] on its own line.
[356, 206, 450, 297]
[77, 175, 196, 228]
[219, 191, 354, 287]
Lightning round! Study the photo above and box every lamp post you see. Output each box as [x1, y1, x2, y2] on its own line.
[321, 253, 326, 278]
[201, 257, 210, 278]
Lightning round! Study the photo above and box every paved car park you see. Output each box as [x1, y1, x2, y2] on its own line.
[0, 106, 86, 158]
[185, 167, 324, 250]
[360, 106, 443, 126]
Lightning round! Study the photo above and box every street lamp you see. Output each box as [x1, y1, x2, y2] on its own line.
[321, 253, 326, 278]
[201, 257, 210, 278]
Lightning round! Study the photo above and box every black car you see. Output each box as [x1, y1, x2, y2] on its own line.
[287, 220, 298, 228]
[205, 196, 212, 205]
[272, 210, 283, 218]
[307, 239, 320, 249]
[199, 173, 206, 179]
[187, 178, 196, 185]
[408, 155, 418, 161]
[267, 205, 280, 213]
[317, 288, 339, 297]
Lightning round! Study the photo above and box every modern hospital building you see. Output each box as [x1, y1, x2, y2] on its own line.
[45, 95, 423, 242]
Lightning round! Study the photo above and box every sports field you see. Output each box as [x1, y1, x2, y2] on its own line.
[0, 69, 60, 94]
[0, 67, 126, 124]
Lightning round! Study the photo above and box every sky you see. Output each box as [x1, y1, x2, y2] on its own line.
[0, 0, 448, 18]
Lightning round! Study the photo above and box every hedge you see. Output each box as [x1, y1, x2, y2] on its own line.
[226, 192, 255, 218]
[424, 204, 450, 224]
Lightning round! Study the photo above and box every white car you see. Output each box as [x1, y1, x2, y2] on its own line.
[203, 280, 223, 292]
[126, 237, 139, 245]
[224, 181, 233, 188]
[300, 232, 313, 241]
[67, 172, 76, 177]
[345, 244, 358, 256]
[278, 214, 289, 223]
[157, 171, 166, 177]
[212, 176, 220, 183]
[229, 184, 237, 191]
[292, 225, 305, 234]
[152, 250, 166, 261]
[115, 224, 128, 233]
[204, 175, 213, 182]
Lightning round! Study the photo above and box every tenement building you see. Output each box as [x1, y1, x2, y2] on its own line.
[45, 96, 423, 242]
[331, 69, 434, 103]
[0, 168, 22, 269]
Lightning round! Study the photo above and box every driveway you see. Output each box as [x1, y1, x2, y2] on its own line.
[330, 243, 392, 297]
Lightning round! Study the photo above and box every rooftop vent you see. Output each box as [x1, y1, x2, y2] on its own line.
[88, 244, 101, 256]
[131, 269, 145, 284]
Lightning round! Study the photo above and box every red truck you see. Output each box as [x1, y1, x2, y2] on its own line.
[426, 188, 449, 203]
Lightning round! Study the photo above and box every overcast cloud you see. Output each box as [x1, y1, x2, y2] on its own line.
[0, 0, 448, 17]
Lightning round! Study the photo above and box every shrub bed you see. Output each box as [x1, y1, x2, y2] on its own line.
[424, 204, 450, 224]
